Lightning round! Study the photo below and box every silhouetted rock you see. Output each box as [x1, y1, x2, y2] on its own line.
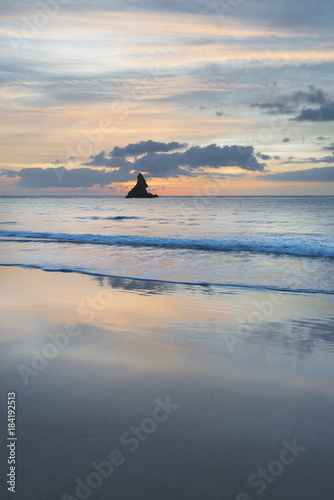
[125, 173, 158, 198]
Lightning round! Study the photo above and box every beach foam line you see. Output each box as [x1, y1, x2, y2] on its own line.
[1, 262, 333, 298]
[0, 230, 333, 258]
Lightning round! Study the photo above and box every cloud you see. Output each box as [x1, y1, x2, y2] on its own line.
[86, 143, 265, 178]
[251, 101, 294, 114]
[309, 153, 334, 163]
[279, 152, 334, 165]
[251, 86, 329, 115]
[257, 166, 334, 182]
[111, 140, 187, 157]
[86, 151, 109, 166]
[0, 169, 19, 178]
[1, 142, 265, 189]
[256, 152, 272, 160]
[285, 152, 334, 164]
[280, 136, 332, 147]
[294, 101, 334, 121]
[324, 142, 334, 151]
[291, 86, 327, 105]
[133, 144, 265, 175]
[2, 167, 132, 189]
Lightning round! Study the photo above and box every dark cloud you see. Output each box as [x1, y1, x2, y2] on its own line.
[294, 101, 334, 121]
[251, 86, 328, 116]
[111, 140, 187, 157]
[2, 142, 265, 189]
[84, 154, 135, 180]
[251, 101, 294, 114]
[133, 144, 265, 174]
[87, 150, 108, 165]
[307, 153, 334, 164]
[257, 166, 334, 183]
[2, 167, 133, 189]
[324, 142, 334, 151]
[280, 152, 334, 165]
[86, 143, 265, 178]
[282, 138, 290, 143]
[292, 87, 327, 105]
[0, 169, 19, 178]
[256, 152, 272, 160]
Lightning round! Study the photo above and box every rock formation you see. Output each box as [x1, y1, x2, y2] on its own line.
[125, 173, 158, 198]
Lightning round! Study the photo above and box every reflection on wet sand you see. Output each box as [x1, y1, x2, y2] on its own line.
[0, 266, 333, 500]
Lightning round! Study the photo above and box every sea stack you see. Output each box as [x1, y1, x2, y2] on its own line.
[125, 173, 158, 198]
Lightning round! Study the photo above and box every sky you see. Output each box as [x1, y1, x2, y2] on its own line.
[0, 0, 333, 195]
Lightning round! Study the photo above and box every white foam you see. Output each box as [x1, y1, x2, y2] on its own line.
[0, 230, 333, 258]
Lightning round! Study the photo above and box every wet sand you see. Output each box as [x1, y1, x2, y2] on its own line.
[0, 266, 333, 500]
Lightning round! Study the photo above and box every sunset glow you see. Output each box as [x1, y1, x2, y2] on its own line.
[1, 1, 333, 195]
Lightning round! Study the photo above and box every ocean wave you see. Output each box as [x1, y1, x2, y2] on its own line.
[0, 262, 333, 297]
[76, 216, 140, 221]
[0, 230, 333, 258]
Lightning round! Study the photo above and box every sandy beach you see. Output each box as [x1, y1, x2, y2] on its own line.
[1, 265, 333, 499]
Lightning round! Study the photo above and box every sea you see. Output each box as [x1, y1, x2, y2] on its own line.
[0, 195, 333, 296]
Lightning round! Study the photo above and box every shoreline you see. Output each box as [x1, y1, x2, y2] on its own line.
[0, 262, 333, 298]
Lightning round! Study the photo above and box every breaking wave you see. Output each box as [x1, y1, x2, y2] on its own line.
[0, 230, 333, 258]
